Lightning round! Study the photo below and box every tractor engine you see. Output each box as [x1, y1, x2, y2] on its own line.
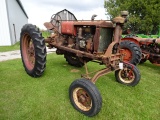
[61, 22, 96, 53]
[61, 21, 113, 54]
[64, 26, 94, 53]
[75, 26, 94, 52]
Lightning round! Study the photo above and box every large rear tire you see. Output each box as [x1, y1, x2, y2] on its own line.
[69, 79, 102, 116]
[20, 24, 46, 77]
[120, 40, 141, 65]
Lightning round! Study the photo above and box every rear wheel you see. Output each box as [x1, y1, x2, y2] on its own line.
[115, 64, 141, 86]
[120, 40, 141, 65]
[20, 24, 46, 77]
[64, 54, 84, 67]
[69, 79, 102, 116]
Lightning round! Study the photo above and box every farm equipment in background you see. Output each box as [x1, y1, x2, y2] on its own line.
[20, 9, 141, 116]
[121, 36, 160, 66]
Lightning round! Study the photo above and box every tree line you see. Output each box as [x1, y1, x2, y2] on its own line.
[104, 0, 160, 35]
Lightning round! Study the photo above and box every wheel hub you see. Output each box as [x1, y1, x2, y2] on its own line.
[119, 69, 135, 83]
[22, 34, 35, 70]
[27, 43, 35, 65]
[123, 49, 132, 61]
[73, 87, 92, 111]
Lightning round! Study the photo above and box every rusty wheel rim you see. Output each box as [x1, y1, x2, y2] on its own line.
[73, 87, 92, 111]
[22, 33, 35, 70]
[118, 69, 135, 83]
[122, 49, 132, 62]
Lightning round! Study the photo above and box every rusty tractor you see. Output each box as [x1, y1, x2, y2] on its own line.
[121, 35, 160, 66]
[20, 9, 141, 116]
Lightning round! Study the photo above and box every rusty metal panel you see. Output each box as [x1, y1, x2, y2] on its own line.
[61, 21, 76, 35]
[74, 20, 113, 27]
[93, 28, 100, 52]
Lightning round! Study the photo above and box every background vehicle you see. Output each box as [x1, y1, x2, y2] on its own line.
[121, 36, 160, 66]
[20, 9, 141, 116]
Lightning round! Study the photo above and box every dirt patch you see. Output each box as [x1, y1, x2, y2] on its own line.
[11, 53, 19, 55]
[0, 48, 56, 62]
[0, 55, 6, 56]
[70, 69, 80, 73]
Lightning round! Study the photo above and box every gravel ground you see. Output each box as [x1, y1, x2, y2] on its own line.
[0, 48, 56, 62]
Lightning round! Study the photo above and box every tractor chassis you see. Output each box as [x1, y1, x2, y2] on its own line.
[44, 35, 126, 83]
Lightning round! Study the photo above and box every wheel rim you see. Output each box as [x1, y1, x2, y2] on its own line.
[122, 49, 132, 62]
[73, 87, 92, 111]
[118, 68, 135, 83]
[22, 33, 35, 70]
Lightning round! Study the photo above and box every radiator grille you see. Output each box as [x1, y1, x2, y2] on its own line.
[98, 28, 113, 52]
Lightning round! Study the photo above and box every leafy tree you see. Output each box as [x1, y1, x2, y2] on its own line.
[104, 0, 160, 34]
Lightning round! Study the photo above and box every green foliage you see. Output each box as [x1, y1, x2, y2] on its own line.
[41, 30, 51, 38]
[0, 53, 160, 119]
[104, 0, 160, 34]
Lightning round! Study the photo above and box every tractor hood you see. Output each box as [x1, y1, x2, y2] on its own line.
[72, 20, 114, 28]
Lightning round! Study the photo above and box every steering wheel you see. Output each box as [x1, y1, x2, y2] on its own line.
[50, 14, 62, 29]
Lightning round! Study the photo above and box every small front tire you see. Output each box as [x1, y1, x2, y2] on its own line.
[115, 64, 141, 86]
[69, 79, 102, 116]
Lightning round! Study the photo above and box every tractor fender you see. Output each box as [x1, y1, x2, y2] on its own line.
[121, 37, 140, 46]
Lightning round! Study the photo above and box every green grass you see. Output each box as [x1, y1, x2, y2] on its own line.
[0, 42, 20, 52]
[41, 31, 51, 38]
[122, 34, 159, 38]
[0, 53, 160, 120]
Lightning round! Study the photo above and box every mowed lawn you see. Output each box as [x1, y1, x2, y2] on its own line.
[0, 53, 160, 120]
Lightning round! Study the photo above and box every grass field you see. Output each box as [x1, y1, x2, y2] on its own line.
[0, 42, 20, 52]
[0, 53, 160, 120]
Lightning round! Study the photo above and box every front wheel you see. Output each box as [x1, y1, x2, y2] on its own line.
[69, 79, 102, 117]
[115, 63, 141, 86]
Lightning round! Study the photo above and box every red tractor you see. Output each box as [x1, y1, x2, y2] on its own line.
[20, 9, 141, 116]
[121, 36, 160, 66]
